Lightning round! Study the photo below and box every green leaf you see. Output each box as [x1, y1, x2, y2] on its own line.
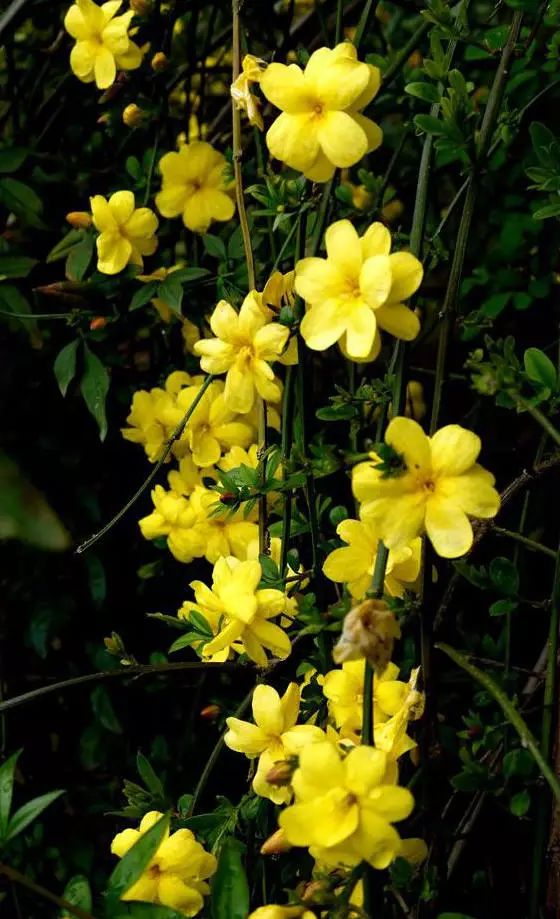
[405, 81, 441, 103]
[503, 748, 534, 779]
[136, 753, 164, 798]
[65, 232, 94, 282]
[46, 229, 84, 263]
[210, 837, 249, 919]
[489, 557, 519, 596]
[489, 598, 518, 617]
[0, 750, 22, 836]
[130, 281, 158, 311]
[91, 685, 122, 734]
[107, 812, 170, 902]
[533, 201, 560, 219]
[0, 256, 37, 279]
[0, 148, 28, 173]
[259, 554, 279, 581]
[0, 283, 37, 333]
[316, 404, 357, 421]
[510, 789, 531, 817]
[6, 789, 64, 841]
[203, 234, 227, 260]
[157, 276, 183, 315]
[529, 121, 560, 169]
[170, 267, 210, 284]
[0, 177, 43, 225]
[524, 347, 557, 391]
[168, 632, 200, 653]
[80, 343, 110, 440]
[414, 114, 448, 136]
[0, 451, 70, 550]
[61, 874, 92, 912]
[54, 340, 79, 397]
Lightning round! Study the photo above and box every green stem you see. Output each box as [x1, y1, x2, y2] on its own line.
[0, 862, 96, 919]
[76, 374, 215, 554]
[335, 0, 343, 43]
[523, 402, 560, 449]
[436, 642, 560, 803]
[493, 526, 556, 560]
[381, 20, 430, 89]
[353, 0, 375, 50]
[279, 365, 296, 579]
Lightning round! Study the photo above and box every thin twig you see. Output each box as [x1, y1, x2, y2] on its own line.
[0, 863, 96, 919]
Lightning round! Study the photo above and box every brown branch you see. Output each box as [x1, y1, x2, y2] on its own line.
[0, 863, 96, 919]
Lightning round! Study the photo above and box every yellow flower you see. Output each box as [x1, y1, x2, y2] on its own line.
[225, 683, 324, 804]
[295, 219, 422, 361]
[187, 485, 259, 562]
[65, 0, 144, 89]
[321, 660, 409, 736]
[249, 908, 316, 919]
[194, 291, 296, 413]
[155, 141, 235, 233]
[279, 742, 414, 869]
[354, 417, 500, 558]
[231, 54, 267, 130]
[90, 191, 158, 274]
[260, 43, 381, 182]
[139, 485, 205, 564]
[323, 517, 421, 599]
[121, 372, 205, 462]
[166, 455, 210, 496]
[179, 556, 292, 665]
[333, 599, 400, 670]
[110, 812, 216, 917]
[340, 169, 373, 210]
[137, 265, 183, 322]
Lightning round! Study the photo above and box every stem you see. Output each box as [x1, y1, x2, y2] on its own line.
[436, 642, 560, 803]
[188, 686, 254, 816]
[279, 365, 296, 579]
[353, 0, 375, 50]
[381, 20, 430, 90]
[76, 374, 215, 553]
[493, 526, 556, 560]
[0, 862, 96, 919]
[0, 661, 239, 715]
[335, 0, 343, 43]
[523, 402, 560, 449]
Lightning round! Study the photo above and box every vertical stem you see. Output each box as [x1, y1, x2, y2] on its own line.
[335, 0, 344, 43]
[279, 365, 296, 579]
[354, 0, 375, 49]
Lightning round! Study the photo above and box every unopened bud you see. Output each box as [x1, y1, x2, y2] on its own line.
[104, 632, 124, 655]
[66, 211, 92, 229]
[151, 51, 168, 72]
[265, 758, 296, 787]
[300, 879, 334, 906]
[200, 704, 221, 720]
[122, 103, 145, 128]
[130, 0, 151, 14]
[90, 316, 108, 331]
[97, 113, 110, 126]
[260, 828, 292, 856]
[333, 599, 401, 672]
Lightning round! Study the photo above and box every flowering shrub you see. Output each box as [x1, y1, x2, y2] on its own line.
[2, 1, 560, 918]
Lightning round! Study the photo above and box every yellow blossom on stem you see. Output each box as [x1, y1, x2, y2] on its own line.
[179, 556, 293, 665]
[279, 742, 414, 869]
[194, 291, 296, 413]
[323, 517, 421, 599]
[353, 417, 500, 558]
[225, 683, 324, 803]
[320, 659, 409, 736]
[260, 43, 382, 182]
[110, 811, 216, 917]
[64, 0, 144, 89]
[121, 372, 205, 462]
[186, 485, 259, 562]
[295, 218, 422, 361]
[155, 141, 235, 233]
[139, 485, 205, 564]
[231, 54, 267, 130]
[90, 191, 158, 274]
[248, 907, 316, 919]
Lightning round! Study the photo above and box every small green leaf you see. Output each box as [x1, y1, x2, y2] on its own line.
[0, 177, 43, 225]
[203, 234, 227, 260]
[510, 789, 531, 817]
[210, 837, 250, 919]
[46, 229, 84, 263]
[170, 267, 210, 284]
[414, 114, 447, 136]
[80, 343, 110, 440]
[0, 256, 37, 279]
[62, 874, 92, 912]
[0, 148, 28, 173]
[107, 812, 169, 902]
[524, 347, 557, 391]
[489, 598, 518, 617]
[136, 753, 164, 798]
[130, 282, 158, 311]
[316, 404, 357, 421]
[54, 340, 79, 397]
[405, 81, 441, 103]
[503, 748, 534, 779]
[157, 276, 183, 315]
[65, 232, 94, 282]
[0, 750, 22, 836]
[489, 557, 519, 597]
[91, 685, 122, 734]
[533, 201, 560, 220]
[6, 789, 64, 841]
[329, 505, 348, 527]
[529, 122, 560, 169]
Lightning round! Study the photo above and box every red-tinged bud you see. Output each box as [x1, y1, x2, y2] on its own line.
[130, 0, 152, 14]
[200, 704, 221, 720]
[90, 316, 108, 331]
[265, 759, 295, 787]
[66, 211, 92, 229]
[151, 52, 168, 72]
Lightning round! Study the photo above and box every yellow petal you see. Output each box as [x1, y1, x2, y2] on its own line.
[349, 63, 382, 111]
[375, 302, 420, 341]
[361, 222, 391, 259]
[436, 465, 499, 518]
[280, 682, 301, 730]
[267, 112, 319, 172]
[224, 362, 255, 413]
[387, 252, 423, 303]
[354, 809, 402, 869]
[425, 495, 473, 558]
[260, 62, 310, 113]
[430, 424, 481, 476]
[94, 45, 116, 89]
[64, 6, 89, 39]
[225, 717, 269, 756]
[325, 219, 362, 278]
[385, 417, 431, 474]
[157, 829, 196, 874]
[295, 257, 345, 303]
[108, 190, 135, 225]
[111, 828, 140, 857]
[317, 111, 368, 168]
[313, 57, 371, 110]
[300, 300, 348, 351]
[183, 188, 234, 232]
[252, 684, 284, 735]
[292, 741, 344, 799]
[70, 41, 96, 80]
[125, 207, 158, 238]
[345, 304, 377, 359]
[155, 185, 188, 218]
[362, 493, 426, 551]
[90, 194, 115, 232]
[96, 232, 132, 274]
[157, 875, 204, 917]
[359, 255, 392, 308]
[249, 619, 291, 659]
[366, 785, 415, 822]
[352, 113, 383, 152]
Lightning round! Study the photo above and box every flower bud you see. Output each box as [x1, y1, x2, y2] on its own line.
[200, 704, 221, 720]
[90, 316, 108, 331]
[265, 759, 296, 787]
[66, 211, 92, 229]
[130, 0, 151, 14]
[151, 51, 168, 72]
[122, 103, 145, 127]
[300, 879, 334, 906]
[333, 599, 401, 672]
[260, 828, 292, 856]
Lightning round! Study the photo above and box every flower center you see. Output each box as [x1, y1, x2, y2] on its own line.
[312, 102, 325, 118]
[417, 474, 436, 493]
[239, 344, 254, 365]
[147, 863, 162, 879]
